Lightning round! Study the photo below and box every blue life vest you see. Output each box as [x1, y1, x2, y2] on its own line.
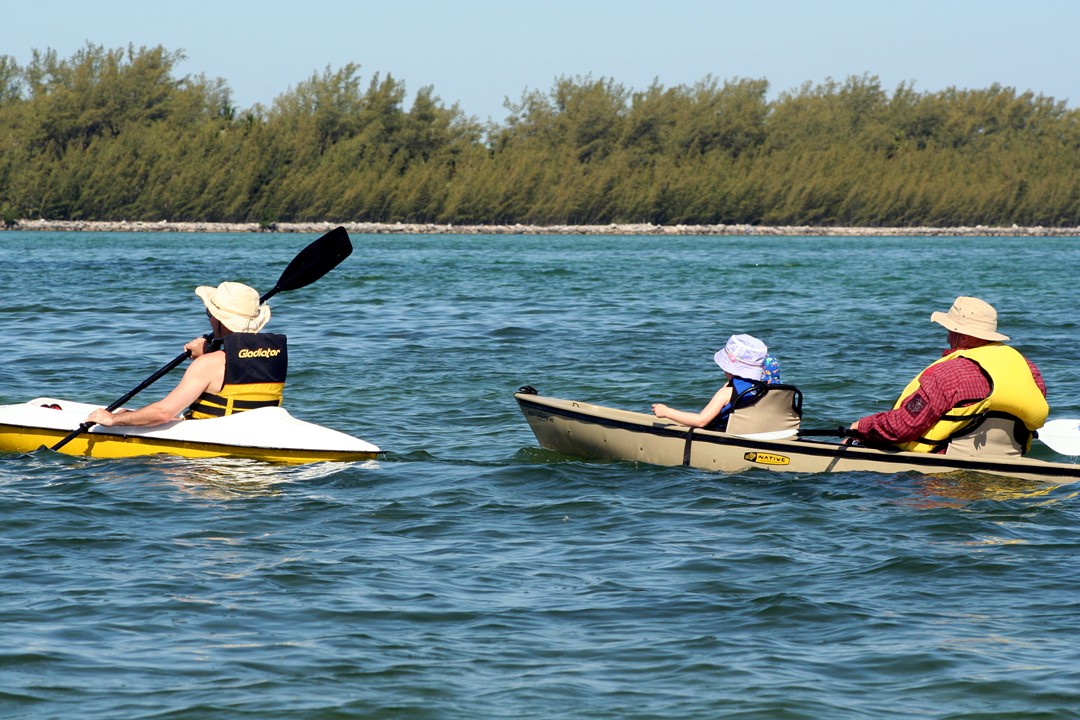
[707, 376, 766, 431]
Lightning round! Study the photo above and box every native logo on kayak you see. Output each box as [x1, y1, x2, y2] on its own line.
[237, 348, 283, 358]
[743, 451, 790, 466]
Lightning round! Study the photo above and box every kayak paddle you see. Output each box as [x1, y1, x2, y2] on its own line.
[800, 421, 1080, 457]
[49, 226, 353, 453]
[797, 426, 852, 439]
[1034, 419, 1080, 456]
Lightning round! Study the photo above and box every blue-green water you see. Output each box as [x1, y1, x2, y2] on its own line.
[2, 231, 1080, 719]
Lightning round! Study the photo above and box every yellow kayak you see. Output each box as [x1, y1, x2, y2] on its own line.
[0, 397, 381, 464]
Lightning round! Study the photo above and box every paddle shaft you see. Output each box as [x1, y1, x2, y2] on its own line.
[797, 426, 852, 439]
[49, 227, 352, 453]
[799, 422, 1080, 457]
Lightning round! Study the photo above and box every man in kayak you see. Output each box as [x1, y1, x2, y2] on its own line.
[848, 296, 1047, 456]
[85, 282, 287, 427]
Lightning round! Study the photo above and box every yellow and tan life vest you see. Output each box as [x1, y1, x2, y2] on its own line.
[892, 343, 1047, 453]
[187, 333, 287, 419]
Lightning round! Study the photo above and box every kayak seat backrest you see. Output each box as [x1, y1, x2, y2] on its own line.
[944, 411, 1028, 458]
[724, 383, 803, 435]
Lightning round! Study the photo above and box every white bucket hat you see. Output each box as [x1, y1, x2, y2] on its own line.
[195, 282, 271, 333]
[713, 334, 768, 381]
[930, 296, 1009, 342]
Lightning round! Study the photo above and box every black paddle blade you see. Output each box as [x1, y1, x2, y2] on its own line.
[262, 226, 353, 301]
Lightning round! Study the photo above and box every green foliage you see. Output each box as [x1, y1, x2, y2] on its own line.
[0, 54, 23, 103]
[0, 46, 1078, 227]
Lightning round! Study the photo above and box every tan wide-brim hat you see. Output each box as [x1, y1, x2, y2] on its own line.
[930, 296, 1009, 341]
[196, 282, 271, 333]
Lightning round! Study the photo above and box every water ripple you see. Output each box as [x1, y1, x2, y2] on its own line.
[2, 232, 1080, 718]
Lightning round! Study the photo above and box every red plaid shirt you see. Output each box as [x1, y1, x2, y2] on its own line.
[857, 355, 1046, 447]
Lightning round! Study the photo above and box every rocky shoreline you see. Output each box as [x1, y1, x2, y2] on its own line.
[5, 218, 1080, 236]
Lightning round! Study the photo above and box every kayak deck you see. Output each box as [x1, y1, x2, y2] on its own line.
[0, 398, 381, 464]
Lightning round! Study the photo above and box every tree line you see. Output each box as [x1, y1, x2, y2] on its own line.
[2, 43, 1078, 227]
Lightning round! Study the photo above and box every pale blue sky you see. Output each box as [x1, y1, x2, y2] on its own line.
[3, 0, 1077, 122]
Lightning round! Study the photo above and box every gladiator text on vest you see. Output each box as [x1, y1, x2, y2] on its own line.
[237, 348, 283, 358]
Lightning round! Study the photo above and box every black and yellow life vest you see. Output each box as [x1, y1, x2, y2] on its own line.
[187, 333, 287, 419]
[892, 343, 1047, 453]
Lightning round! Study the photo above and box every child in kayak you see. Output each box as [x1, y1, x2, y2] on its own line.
[651, 333, 781, 431]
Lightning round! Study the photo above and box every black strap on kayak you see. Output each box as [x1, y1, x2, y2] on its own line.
[682, 428, 694, 466]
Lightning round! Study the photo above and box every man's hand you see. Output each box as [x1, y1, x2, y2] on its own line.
[185, 337, 210, 358]
[86, 408, 128, 426]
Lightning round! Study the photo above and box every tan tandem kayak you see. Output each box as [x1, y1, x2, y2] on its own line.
[514, 389, 1080, 484]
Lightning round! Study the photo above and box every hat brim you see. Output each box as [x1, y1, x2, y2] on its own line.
[930, 311, 1009, 342]
[714, 350, 765, 381]
[196, 286, 271, 333]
